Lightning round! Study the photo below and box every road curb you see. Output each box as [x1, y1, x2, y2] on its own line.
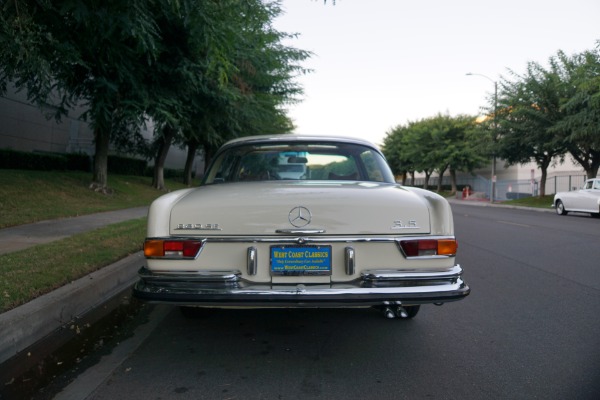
[0, 252, 143, 365]
[447, 198, 554, 213]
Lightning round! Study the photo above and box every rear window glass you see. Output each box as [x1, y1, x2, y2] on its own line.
[204, 141, 395, 184]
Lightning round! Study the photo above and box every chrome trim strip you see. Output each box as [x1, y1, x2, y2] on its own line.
[138, 268, 241, 282]
[403, 255, 455, 260]
[345, 246, 355, 275]
[153, 235, 455, 245]
[148, 235, 456, 261]
[138, 265, 463, 284]
[275, 229, 326, 234]
[362, 265, 463, 281]
[247, 247, 257, 276]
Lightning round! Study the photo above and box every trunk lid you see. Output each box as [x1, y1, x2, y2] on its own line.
[169, 181, 431, 236]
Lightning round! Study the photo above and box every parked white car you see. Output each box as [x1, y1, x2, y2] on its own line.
[133, 135, 470, 319]
[553, 178, 600, 218]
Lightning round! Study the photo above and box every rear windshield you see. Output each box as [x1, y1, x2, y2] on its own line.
[203, 141, 395, 184]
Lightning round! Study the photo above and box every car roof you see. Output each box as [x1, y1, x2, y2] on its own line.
[221, 134, 379, 150]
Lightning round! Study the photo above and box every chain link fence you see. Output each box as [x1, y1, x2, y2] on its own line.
[411, 174, 593, 201]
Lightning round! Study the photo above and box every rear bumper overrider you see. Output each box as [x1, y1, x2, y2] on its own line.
[133, 265, 470, 307]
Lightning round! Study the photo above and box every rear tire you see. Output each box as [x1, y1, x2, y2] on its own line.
[555, 200, 568, 215]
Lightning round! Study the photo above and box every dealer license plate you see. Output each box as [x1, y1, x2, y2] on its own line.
[270, 245, 332, 276]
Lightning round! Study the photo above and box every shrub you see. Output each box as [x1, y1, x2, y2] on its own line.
[0, 149, 67, 170]
[1, 149, 147, 175]
[106, 155, 147, 176]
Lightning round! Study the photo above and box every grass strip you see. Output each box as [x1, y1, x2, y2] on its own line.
[0, 218, 146, 313]
[504, 195, 554, 209]
[0, 170, 193, 228]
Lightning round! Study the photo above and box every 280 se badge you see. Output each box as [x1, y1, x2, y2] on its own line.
[133, 135, 470, 319]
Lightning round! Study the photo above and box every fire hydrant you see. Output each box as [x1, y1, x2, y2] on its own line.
[462, 186, 472, 199]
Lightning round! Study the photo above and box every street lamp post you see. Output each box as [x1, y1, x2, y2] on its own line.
[466, 72, 497, 203]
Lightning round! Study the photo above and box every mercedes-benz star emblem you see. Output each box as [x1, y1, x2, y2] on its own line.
[288, 206, 312, 228]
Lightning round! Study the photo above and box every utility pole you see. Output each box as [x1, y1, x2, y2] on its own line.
[466, 73, 498, 203]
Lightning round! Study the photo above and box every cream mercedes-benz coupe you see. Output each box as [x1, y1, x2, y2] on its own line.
[133, 135, 469, 319]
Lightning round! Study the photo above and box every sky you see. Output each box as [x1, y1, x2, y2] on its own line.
[273, 0, 600, 146]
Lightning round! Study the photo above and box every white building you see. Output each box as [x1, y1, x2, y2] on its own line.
[414, 156, 590, 201]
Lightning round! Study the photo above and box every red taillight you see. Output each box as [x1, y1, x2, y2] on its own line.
[144, 239, 203, 259]
[398, 239, 457, 257]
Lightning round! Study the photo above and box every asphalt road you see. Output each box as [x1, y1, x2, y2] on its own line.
[55, 204, 600, 400]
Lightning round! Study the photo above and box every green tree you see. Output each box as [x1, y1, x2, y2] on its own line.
[383, 125, 417, 185]
[383, 114, 485, 192]
[436, 114, 486, 193]
[382, 127, 406, 182]
[149, 0, 309, 188]
[1, 0, 160, 192]
[407, 119, 436, 189]
[143, 0, 227, 190]
[495, 62, 567, 196]
[1, 0, 309, 191]
[551, 45, 600, 179]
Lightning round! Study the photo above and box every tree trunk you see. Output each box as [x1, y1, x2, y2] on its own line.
[537, 157, 551, 197]
[436, 166, 447, 192]
[449, 168, 457, 195]
[567, 148, 600, 180]
[539, 168, 547, 197]
[90, 126, 111, 193]
[183, 139, 199, 186]
[423, 171, 431, 190]
[588, 152, 600, 179]
[152, 125, 177, 190]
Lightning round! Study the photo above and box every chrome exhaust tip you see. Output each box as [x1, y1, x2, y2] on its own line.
[383, 306, 396, 319]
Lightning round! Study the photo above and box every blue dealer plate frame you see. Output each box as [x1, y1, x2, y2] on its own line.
[270, 245, 332, 276]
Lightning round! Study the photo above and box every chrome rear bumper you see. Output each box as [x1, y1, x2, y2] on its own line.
[133, 265, 470, 307]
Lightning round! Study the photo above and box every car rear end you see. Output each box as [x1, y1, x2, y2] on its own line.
[133, 136, 469, 318]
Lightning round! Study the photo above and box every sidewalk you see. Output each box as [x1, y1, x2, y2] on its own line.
[0, 207, 148, 364]
[0, 207, 148, 255]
